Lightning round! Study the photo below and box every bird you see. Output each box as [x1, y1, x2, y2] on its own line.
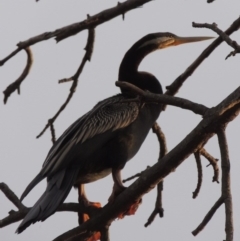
[16, 32, 213, 234]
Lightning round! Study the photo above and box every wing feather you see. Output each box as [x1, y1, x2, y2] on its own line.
[40, 95, 140, 176]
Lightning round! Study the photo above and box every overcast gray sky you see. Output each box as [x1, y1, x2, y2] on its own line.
[1, 1, 240, 241]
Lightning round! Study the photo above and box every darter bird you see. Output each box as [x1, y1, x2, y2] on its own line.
[16, 32, 213, 233]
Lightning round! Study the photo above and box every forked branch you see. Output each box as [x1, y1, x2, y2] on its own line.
[36, 28, 95, 139]
[192, 129, 233, 241]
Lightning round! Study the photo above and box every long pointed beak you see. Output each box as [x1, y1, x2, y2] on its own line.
[174, 36, 214, 46]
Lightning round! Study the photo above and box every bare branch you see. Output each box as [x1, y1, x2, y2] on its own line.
[49, 120, 56, 144]
[192, 151, 203, 199]
[0, 48, 22, 66]
[123, 166, 150, 183]
[217, 129, 233, 241]
[144, 181, 164, 227]
[59, 18, 95, 84]
[200, 148, 219, 183]
[192, 129, 234, 239]
[36, 28, 95, 139]
[144, 122, 167, 226]
[3, 47, 33, 104]
[192, 196, 224, 236]
[164, 16, 240, 99]
[0, 183, 26, 211]
[192, 22, 240, 60]
[116, 81, 208, 115]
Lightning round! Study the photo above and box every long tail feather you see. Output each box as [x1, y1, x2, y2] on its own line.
[16, 168, 79, 233]
[20, 173, 44, 201]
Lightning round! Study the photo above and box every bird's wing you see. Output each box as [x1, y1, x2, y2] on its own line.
[42, 95, 140, 175]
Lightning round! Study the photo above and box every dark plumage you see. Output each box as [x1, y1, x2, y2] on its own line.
[17, 33, 213, 233]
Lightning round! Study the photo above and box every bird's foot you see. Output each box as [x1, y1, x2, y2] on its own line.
[118, 198, 142, 219]
[78, 199, 102, 241]
[78, 198, 102, 224]
[108, 185, 142, 219]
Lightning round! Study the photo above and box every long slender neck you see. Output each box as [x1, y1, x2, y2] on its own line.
[118, 39, 162, 95]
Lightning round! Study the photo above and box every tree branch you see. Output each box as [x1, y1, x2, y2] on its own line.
[0, 0, 152, 67]
[217, 129, 233, 241]
[36, 28, 95, 139]
[192, 22, 240, 60]
[145, 123, 167, 227]
[116, 81, 208, 115]
[192, 196, 224, 236]
[164, 16, 240, 99]
[192, 151, 203, 199]
[192, 128, 234, 240]
[3, 47, 33, 104]
[200, 148, 219, 183]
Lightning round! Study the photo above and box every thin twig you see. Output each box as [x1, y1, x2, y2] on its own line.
[122, 166, 150, 183]
[192, 151, 203, 199]
[217, 129, 233, 241]
[200, 148, 219, 183]
[36, 28, 95, 139]
[3, 47, 33, 104]
[0, 183, 26, 211]
[49, 120, 56, 144]
[192, 196, 224, 236]
[145, 123, 167, 227]
[116, 81, 208, 115]
[192, 22, 240, 60]
[0, 48, 22, 66]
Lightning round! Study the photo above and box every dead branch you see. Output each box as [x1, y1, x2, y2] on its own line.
[3, 47, 33, 104]
[200, 148, 219, 183]
[192, 196, 224, 236]
[192, 130, 233, 240]
[145, 123, 167, 227]
[192, 151, 203, 199]
[123, 166, 150, 183]
[192, 22, 240, 60]
[59, 18, 95, 84]
[0, 0, 152, 67]
[49, 120, 56, 144]
[217, 129, 233, 241]
[53, 87, 240, 241]
[116, 81, 208, 115]
[36, 28, 95, 139]
[164, 16, 240, 99]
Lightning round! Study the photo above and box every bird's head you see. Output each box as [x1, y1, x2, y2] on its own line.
[120, 32, 214, 75]
[119, 32, 214, 94]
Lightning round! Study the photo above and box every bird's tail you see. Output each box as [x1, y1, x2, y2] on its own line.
[16, 168, 79, 234]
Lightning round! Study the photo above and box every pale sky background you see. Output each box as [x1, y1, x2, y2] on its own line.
[1, 1, 240, 241]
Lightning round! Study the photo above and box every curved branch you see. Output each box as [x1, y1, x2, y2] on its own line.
[192, 151, 203, 199]
[192, 22, 240, 59]
[200, 148, 219, 183]
[3, 47, 33, 104]
[192, 196, 224, 236]
[116, 81, 208, 115]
